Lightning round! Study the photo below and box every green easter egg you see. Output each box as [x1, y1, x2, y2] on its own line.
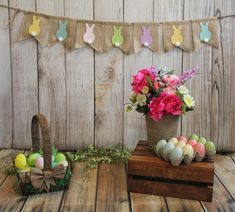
[205, 141, 216, 152]
[15, 154, 27, 169]
[189, 134, 199, 141]
[55, 153, 66, 163]
[198, 137, 207, 145]
[28, 153, 41, 167]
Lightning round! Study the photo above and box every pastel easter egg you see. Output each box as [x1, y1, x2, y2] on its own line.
[198, 137, 207, 145]
[52, 161, 57, 168]
[55, 153, 66, 163]
[183, 144, 195, 164]
[187, 139, 197, 147]
[162, 142, 175, 161]
[15, 154, 27, 169]
[154, 139, 167, 157]
[168, 137, 178, 145]
[35, 156, 44, 169]
[28, 153, 41, 167]
[177, 136, 187, 143]
[205, 141, 216, 153]
[57, 160, 68, 167]
[176, 140, 186, 148]
[169, 147, 184, 166]
[183, 144, 194, 157]
[188, 134, 199, 141]
[194, 142, 205, 156]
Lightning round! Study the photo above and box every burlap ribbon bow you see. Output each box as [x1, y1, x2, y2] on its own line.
[30, 164, 66, 192]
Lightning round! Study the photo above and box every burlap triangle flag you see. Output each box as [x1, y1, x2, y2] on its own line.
[192, 17, 219, 50]
[18, 12, 50, 46]
[133, 23, 160, 53]
[74, 21, 104, 53]
[103, 23, 132, 54]
[163, 21, 194, 52]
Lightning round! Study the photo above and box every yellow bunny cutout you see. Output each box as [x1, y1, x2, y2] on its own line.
[29, 16, 41, 36]
[171, 25, 183, 46]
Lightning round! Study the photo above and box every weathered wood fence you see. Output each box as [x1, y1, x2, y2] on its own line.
[0, 0, 234, 151]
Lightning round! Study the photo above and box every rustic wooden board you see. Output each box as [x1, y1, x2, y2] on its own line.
[0, 175, 27, 211]
[128, 177, 213, 201]
[0, 0, 12, 148]
[96, 162, 130, 212]
[65, 0, 95, 149]
[22, 191, 64, 211]
[36, 0, 66, 149]
[212, 0, 235, 151]
[123, 0, 153, 149]
[10, 0, 38, 149]
[130, 193, 168, 212]
[94, 0, 124, 147]
[182, 0, 214, 144]
[202, 176, 235, 211]
[165, 197, 204, 212]
[61, 163, 97, 212]
[214, 154, 235, 199]
[153, 0, 184, 136]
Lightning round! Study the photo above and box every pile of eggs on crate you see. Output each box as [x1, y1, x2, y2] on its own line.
[153, 134, 216, 166]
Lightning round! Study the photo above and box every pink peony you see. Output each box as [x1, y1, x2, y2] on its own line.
[162, 94, 183, 115]
[131, 68, 155, 94]
[148, 92, 182, 121]
[162, 75, 180, 88]
[148, 93, 167, 121]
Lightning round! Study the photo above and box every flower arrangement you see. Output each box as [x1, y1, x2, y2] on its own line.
[126, 66, 198, 121]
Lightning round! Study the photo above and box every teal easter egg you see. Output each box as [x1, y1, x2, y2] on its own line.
[52, 161, 57, 168]
[28, 153, 41, 167]
[55, 153, 66, 163]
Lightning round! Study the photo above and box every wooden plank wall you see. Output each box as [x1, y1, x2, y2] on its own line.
[0, 0, 234, 151]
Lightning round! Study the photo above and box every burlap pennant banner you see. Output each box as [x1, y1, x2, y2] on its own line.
[16, 9, 220, 54]
[133, 23, 160, 53]
[192, 17, 219, 50]
[163, 21, 195, 52]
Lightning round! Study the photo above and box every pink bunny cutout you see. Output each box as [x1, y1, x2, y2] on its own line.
[140, 26, 153, 47]
[83, 23, 95, 44]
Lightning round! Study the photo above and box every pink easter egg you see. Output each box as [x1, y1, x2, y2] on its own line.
[177, 136, 187, 143]
[35, 156, 44, 169]
[194, 142, 205, 156]
[187, 139, 197, 147]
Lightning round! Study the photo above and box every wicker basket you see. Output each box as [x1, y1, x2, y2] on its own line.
[14, 114, 72, 195]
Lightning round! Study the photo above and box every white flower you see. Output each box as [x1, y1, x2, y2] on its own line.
[129, 92, 137, 103]
[183, 94, 195, 108]
[136, 94, 147, 106]
[178, 85, 189, 94]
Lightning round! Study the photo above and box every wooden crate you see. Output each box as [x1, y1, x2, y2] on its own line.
[127, 141, 214, 202]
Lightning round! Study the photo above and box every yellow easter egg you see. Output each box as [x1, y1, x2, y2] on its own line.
[15, 154, 27, 169]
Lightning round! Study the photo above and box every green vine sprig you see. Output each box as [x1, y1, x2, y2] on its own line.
[66, 144, 132, 169]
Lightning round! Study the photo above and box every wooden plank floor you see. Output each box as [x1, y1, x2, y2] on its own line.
[0, 150, 234, 212]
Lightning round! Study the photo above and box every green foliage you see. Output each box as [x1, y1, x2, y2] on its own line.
[66, 145, 132, 169]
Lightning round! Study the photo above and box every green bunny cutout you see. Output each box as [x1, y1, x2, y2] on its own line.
[112, 26, 124, 47]
[56, 21, 68, 42]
